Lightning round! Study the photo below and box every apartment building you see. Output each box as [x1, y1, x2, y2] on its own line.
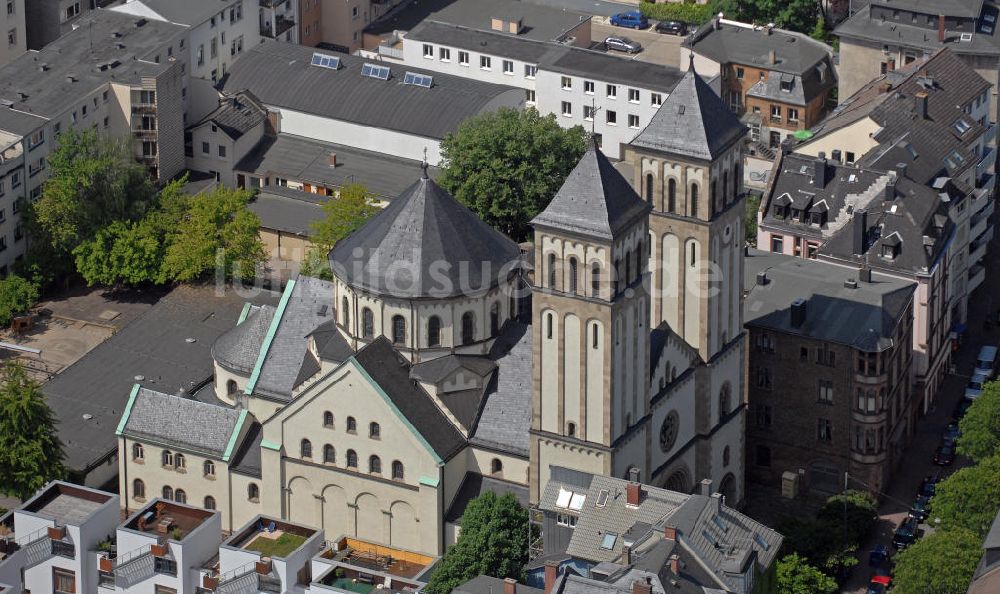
[0, 0, 25, 67]
[24, 0, 99, 50]
[0, 10, 187, 272]
[0, 482, 120, 594]
[744, 250, 917, 497]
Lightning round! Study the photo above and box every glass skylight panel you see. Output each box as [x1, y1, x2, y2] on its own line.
[555, 488, 572, 509]
[569, 492, 586, 511]
[311, 52, 341, 70]
[954, 119, 971, 134]
[600, 532, 617, 549]
[596, 489, 609, 508]
[361, 63, 391, 80]
[403, 72, 433, 88]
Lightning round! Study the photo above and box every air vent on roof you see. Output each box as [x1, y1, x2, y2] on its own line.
[961, 32, 973, 42]
[15, 91, 26, 101]
[0, 99, 13, 108]
[65, 74, 77, 83]
[844, 279, 858, 289]
[38, 63, 49, 72]
[111, 31, 122, 39]
[678, 105, 685, 115]
[134, 18, 147, 28]
[403, 71, 433, 88]
[317, 304, 328, 316]
[115, 42, 125, 50]
[361, 63, 390, 80]
[310, 52, 340, 70]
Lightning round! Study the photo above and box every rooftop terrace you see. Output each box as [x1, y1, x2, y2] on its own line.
[21, 483, 112, 525]
[321, 537, 435, 581]
[226, 517, 317, 558]
[125, 500, 213, 541]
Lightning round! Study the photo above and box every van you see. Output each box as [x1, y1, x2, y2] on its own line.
[975, 345, 998, 379]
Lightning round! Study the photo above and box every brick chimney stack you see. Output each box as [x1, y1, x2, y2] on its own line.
[632, 577, 652, 594]
[544, 561, 559, 594]
[504, 578, 517, 594]
[939, 14, 946, 42]
[663, 526, 677, 540]
[626, 482, 642, 506]
[669, 555, 681, 576]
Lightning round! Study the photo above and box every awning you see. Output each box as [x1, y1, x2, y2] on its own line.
[793, 129, 814, 141]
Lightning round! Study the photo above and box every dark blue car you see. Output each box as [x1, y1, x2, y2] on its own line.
[868, 544, 890, 567]
[610, 11, 649, 29]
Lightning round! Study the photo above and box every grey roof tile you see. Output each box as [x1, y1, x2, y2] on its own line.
[212, 305, 276, 375]
[230, 422, 263, 478]
[445, 472, 530, 523]
[122, 388, 244, 457]
[835, 3, 1000, 57]
[193, 91, 267, 141]
[308, 319, 354, 363]
[248, 189, 324, 237]
[471, 322, 533, 455]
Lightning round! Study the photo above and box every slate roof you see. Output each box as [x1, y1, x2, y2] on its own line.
[113, 0, 240, 27]
[538, 47, 687, 94]
[532, 145, 651, 240]
[192, 91, 267, 141]
[471, 321, 533, 456]
[230, 422, 263, 478]
[629, 67, 746, 162]
[44, 284, 278, 474]
[235, 133, 436, 201]
[445, 472, 530, 523]
[308, 319, 354, 363]
[836, 3, 1000, 57]
[744, 249, 915, 351]
[120, 388, 244, 458]
[222, 41, 524, 140]
[687, 20, 833, 76]
[212, 305, 276, 375]
[456, 576, 543, 594]
[329, 175, 521, 299]
[353, 338, 467, 461]
[248, 189, 324, 237]
[412, 354, 498, 429]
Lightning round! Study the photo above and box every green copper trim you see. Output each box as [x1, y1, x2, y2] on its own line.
[245, 279, 296, 396]
[222, 409, 249, 462]
[418, 476, 440, 488]
[115, 384, 141, 436]
[237, 302, 253, 325]
[261, 439, 282, 451]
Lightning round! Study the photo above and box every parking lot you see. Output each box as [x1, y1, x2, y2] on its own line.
[591, 18, 685, 68]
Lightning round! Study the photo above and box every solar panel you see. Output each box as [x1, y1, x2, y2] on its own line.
[403, 71, 433, 88]
[361, 63, 391, 80]
[310, 52, 341, 70]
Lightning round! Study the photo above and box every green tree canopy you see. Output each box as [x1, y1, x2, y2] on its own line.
[425, 492, 534, 594]
[0, 361, 65, 500]
[438, 107, 588, 241]
[711, 0, 819, 34]
[775, 554, 838, 594]
[300, 183, 381, 280]
[73, 220, 167, 287]
[958, 381, 1000, 462]
[744, 193, 761, 246]
[0, 275, 39, 327]
[893, 527, 982, 594]
[816, 489, 878, 546]
[931, 455, 1000, 536]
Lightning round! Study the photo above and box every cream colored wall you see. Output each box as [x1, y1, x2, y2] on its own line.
[467, 447, 529, 486]
[214, 362, 249, 407]
[795, 117, 882, 161]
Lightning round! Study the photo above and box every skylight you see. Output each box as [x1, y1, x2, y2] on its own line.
[596, 489, 609, 508]
[311, 52, 341, 70]
[569, 492, 586, 511]
[954, 119, 971, 134]
[403, 72, 433, 88]
[361, 63, 391, 81]
[555, 488, 572, 509]
[600, 532, 618, 550]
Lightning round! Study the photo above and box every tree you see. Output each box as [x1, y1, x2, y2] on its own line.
[810, 16, 828, 42]
[931, 455, 1000, 536]
[300, 183, 380, 280]
[817, 490, 878, 546]
[425, 492, 535, 594]
[0, 275, 38, 327]
[775, 554, 837, 594]
[893, 527, 982, 594]
[73, 220, 167, 287]
[0, 361, 65, 500]
[744, 193, 761, 246]
[438, 107, 588, 241]
[958, 381, 1000, 462]
[711, 0, 819, 35]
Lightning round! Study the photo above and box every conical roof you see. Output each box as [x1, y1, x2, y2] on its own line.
[630, 66, 746, 161]
[531, 144, 650, 240]
[329, 175, 521, 299]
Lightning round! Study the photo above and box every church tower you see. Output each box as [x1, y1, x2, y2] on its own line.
[528, 144, 653, 504]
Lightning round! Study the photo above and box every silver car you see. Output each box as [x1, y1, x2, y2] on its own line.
[605, 36, 642, 54]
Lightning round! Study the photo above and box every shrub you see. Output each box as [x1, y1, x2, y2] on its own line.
[638, 0, 716, 24]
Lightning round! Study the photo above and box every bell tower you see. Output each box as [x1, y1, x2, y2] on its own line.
[528, 144, 652, 503]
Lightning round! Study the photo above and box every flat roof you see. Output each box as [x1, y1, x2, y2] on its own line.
[427, 0, 589, 42]
[225, 516, 317, 557]
[21, 482, 113, 525]
[125, 499, 214, 540]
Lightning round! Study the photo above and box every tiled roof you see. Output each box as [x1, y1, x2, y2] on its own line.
[686, 20, 833, 76]
[471, 321, 533, 455]
[212, 305, 275, 375]
[445, 472, 530, 523]
[193, 91, 267, 140]
[121, 388, 245, 458]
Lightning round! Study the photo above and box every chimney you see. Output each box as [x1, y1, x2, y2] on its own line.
[504, 578, 517, 594]
[938, 14, 946, 42]
[626, 482, 642, 506]
[895, 162, 908, 179]
[544, 561, 559, 594]
[328, 152, 338, 167]
[779, 138, 793, 155]
[813, 153, 828, 187]
[669, 555, 681, 576]
[859, 266, 873, 283]
[700, 478, 713, 496]
[915, 91, 929, 119]
[766, 22, 775, 35]
[831, 149, 842, 163]
[853, 209, 869, 255]
[884, 177, 897, 201]
[768, 49, 777, 64]
[632, 577, 652, 594]
[622, 545, 632, 565]
[790, 298, 807, 328]
[710, 492, 723, 511]
[663, 526, 677, 540]
[756, 270, 768, 285]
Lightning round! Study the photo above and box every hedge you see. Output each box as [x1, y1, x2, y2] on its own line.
[638, 1, 716, 24]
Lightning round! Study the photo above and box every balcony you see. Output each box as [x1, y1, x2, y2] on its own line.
[970, 200, 994, 238]
[969, 264, 986, 292]
[51, 539, 75, 559]
[132, 128, 157, 139]
[970, 231, 992, 264]
[260, 15, 294, 38]
[977, 145, 996, 182]
[131, 104, 156, 114]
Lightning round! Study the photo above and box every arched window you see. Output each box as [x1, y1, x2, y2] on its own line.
[369, 455, 382, 474]
[428, 316, 441, 347]
[132, 443, 144, 460]
[392, 315, 406, 345]
[324, 444, 335, 464]
[710, 180, 717, 216]
[548, 253, 557, 288]
[342, 296, 350, 328]
[722, 170, 729, 208]
[633, 248, 641, 282]
[592, 323, 599, 349]
[175, 489, 187, 504]
[546, 313, 553, 339]
[462, 312, 475, 345]
[667, 178, 677, 213]
[133, 479, 145, 499]
[204, 496, 216, 510]
[625, 254, 631, 287]
[226, 380, 238, 395]
[690, 183, 699, 218]
[301, 439, 312, 458]
[645, 173, 654, 202]
[174, 453, 185, 469]
[723, 446, 731, 467]
[162, 486, 174, 500]
[732, 164, 740, 201]
[719, 384, 731, 417]
[591, 263, 601, 298]
[689, 242, 697, 267]
[370, 422, 381, 439]
[323, 411, 334, 428]
[203, 460, 215, 477]
[568, 257, 578, 294]
[362, 308, 374, 339]
[347, 416, 357, 433]
[567, 422, 576, 437]
[248, 483, 260, 501]
[491, 458, 503, 475]
[347, 449, 358, 468]
[392, 460, 404, 480]
[490, 302, 500, 336]
[162, 450, 173, 467]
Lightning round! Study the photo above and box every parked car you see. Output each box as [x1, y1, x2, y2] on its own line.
[909, 495, 931, 522]
[975, 345, 997, 379]
[868, 544, 891, 568]
[966, 371, 990, 399]
[865, 584, 886, 594]
[871, 569, 893, 590]
[655, 20, 688, 35]
[892, 517, 919, 550]
[610, 11, 649, 29]
[918, 473, 940, 498]
[942, 422, 961, 445]
[953, 398, 974, 421]
[933, 443, 956, 466]
[605, 36, 642, 53]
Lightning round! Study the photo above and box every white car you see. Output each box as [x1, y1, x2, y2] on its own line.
[966, 370, 991, 400]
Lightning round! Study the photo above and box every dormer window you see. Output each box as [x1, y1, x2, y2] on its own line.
[780, 78, 793, 92]
[773, 205, 789, 219]
[954, 119, 971, 135]
[881, 233, 902, 259]
[881, 243, 898, 259]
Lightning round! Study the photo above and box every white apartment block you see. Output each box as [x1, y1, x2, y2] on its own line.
[0, 0, 25, 67]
